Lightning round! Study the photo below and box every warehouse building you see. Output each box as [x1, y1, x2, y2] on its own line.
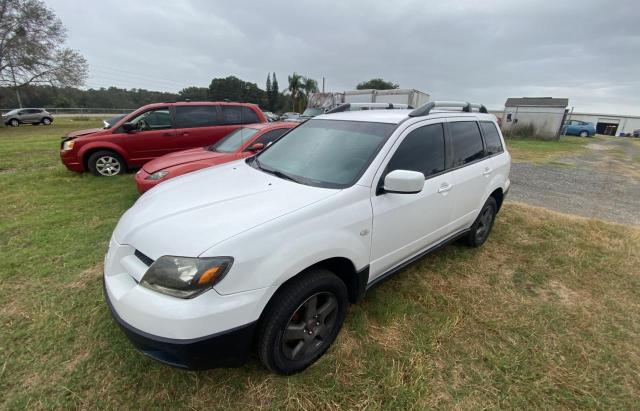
[500, 97, 569, 140]
[565, 112, 640, 136]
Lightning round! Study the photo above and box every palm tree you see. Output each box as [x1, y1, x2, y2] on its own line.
[287, 73, 304, 112]
[301, 77, 318, 111]
[303, 78, 318, 96]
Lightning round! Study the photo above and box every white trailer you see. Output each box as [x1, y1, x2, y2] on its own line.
[344, 88, 430, 108]
[303, 88, 430, 118]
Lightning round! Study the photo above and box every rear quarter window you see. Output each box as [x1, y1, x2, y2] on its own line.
[479, 122, 504, 155]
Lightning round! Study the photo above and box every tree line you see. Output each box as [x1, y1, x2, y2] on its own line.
[0, 72, 318, 113]
[0, 75, 401, 113]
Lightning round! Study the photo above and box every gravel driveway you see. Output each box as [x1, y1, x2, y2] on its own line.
[507, 137, 640, 226]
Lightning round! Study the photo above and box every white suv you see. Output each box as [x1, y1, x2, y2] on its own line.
[104, 101, 511, 374]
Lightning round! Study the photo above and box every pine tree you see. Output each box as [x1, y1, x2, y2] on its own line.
[271, 72, 279, 111]
[265, 73, 272, 110]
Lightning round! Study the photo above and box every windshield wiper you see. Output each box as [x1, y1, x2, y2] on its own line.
[252, 157, 304, 184]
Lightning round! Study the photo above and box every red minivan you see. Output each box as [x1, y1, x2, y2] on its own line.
[59, 101, 267, 176]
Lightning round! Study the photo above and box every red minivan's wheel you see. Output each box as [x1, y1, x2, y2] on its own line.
[88, 151, 126, 176]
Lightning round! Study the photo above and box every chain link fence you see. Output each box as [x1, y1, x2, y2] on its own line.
[1, 107, 133, 116]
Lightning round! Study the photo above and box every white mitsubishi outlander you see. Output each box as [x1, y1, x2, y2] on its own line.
[104, 101, 511, 374]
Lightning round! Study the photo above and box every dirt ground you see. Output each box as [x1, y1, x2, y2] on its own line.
[508, 137, 640, 226]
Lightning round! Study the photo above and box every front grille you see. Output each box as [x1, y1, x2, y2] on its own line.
[134, 250, 154, 267]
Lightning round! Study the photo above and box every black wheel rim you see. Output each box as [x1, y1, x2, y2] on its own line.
[475, 205, 494, 242]
[282, 292, 338, 361]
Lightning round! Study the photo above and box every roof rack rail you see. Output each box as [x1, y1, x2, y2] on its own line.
[325, 102, 411, 114]
[408, 101, 487, 117]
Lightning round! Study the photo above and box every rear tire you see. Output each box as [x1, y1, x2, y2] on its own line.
[258, 268, 348, 375]
[9, 119, 19, 127]
[465, 197, 497, 247]
[579, 130, 589, 137]
[87, 150, 126, 176]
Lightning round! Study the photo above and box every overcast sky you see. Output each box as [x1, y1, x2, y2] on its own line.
[47, 0, 639, 114]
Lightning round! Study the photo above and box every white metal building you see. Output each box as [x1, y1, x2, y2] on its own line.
[565, 112, 640, 136]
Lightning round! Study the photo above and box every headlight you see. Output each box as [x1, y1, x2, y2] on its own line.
[145, 170, 168, 180]
[62, 140, 75, 151]
[140, 256, 233, 299]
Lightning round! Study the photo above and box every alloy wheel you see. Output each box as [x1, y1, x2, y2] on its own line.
[475, 205, 494, 242]
[95, 156, 121, 176]
[282, 292, 338, 361]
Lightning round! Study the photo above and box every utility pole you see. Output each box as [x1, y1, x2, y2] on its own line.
[322, 77, 325, 93]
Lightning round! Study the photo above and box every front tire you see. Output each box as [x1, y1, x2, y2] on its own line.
[579, 130, 589, 137]
[42, 117, 52, 125]
[466, 196, 497, 247]
[87, 150, 126, 176]
[258, 268, 348, 375]
[9, 119, 19, 127]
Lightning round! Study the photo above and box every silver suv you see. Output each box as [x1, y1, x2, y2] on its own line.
[2, 108, 54, 127]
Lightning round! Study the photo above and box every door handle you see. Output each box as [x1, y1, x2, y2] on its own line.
[482, 167, 493, 176]
[438, 183, 452, 193]
[162, 132, 174, 137]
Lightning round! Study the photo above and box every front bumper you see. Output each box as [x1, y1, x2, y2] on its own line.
[103, 237, 276, 368]
[104, 282, 257, 369]
[60, 150, 84, 172]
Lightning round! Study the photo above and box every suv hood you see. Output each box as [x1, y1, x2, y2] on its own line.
[67, 128, 104, 138]
[114, 160, 338, 258]
[142, 147, 232, 174]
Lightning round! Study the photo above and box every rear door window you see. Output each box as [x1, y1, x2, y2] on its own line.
[175, 105, 219, 128]
[221, 106, 260, 125]
[449, 121, 485, 167]
[479, 122, 503, 155]
[386, 123, 445, 178]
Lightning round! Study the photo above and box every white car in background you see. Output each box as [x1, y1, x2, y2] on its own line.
[104, 101, 511, 374]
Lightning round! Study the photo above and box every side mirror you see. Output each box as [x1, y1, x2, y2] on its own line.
[383, 170, 424, 194]
[248, 143, 265, 152]
[122, 122, 137, 132]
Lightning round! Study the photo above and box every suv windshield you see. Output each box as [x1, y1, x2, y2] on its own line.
[210, 127, 258, 153]
[253, 119, 396, 188]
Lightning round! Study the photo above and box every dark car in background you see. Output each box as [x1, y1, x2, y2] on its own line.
[60, 101, 267, 176]
[2, 108, 54, 126]
[103, 114, 127, 129]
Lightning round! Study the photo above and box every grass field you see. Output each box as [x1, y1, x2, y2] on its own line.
[1, 120, 639, 409]
[505, 135, 594, 164]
